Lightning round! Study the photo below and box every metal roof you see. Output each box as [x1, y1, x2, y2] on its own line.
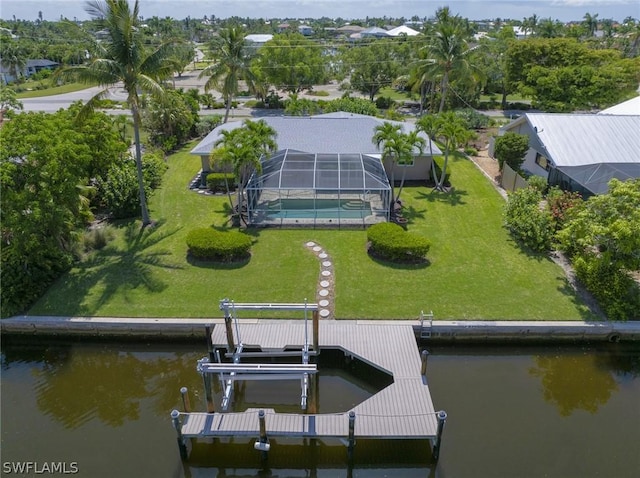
[523, 113, 640, 167]
[598, 96, 640, 116]
[191, 112, 441, 156]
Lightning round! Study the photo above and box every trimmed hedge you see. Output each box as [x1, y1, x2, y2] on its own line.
[367, 222, 430, 262]
[186, 228, 252, 262]
[206, 172, 235, 193]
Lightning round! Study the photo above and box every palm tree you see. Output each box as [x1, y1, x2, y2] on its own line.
[373, 122, 402, 209]
[419, 7, 478, 112]
[433, 112, 471, 191]
[393, 130, 426, 204]
[56, 0, 177, 227]
[199, 26, 255, 123]
[214, 120, 277, 224]
[583, 12, 599, 37]
[416, 114, 443, 185]
[0, 41, 27, 83]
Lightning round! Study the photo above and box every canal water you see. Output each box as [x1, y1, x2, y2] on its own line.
[1, 339, 639, 477]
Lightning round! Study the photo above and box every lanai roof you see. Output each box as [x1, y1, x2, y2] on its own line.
[191, 112, 441, 156]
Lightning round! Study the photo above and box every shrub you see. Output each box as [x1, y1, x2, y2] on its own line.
[527, 175, 548, 193]
[574, 255, 640, 321]
[494, 132, 529, 171]
[367, 222, 430, 262]
[375, 96, 395, 109]
[97, 160, 143, 219]
[196, 115, 223, 137]
[455, 108, 491, 129]
[206, 172, 235, 193]
[142, 151, 168, 189]
[504, 187, 552, 252]
[82, 225, 116, 253]
[186, 228, 252, 262]
[464, 146, 479, 156]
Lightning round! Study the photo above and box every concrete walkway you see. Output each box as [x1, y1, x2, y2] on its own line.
[2, 315, 639, 342]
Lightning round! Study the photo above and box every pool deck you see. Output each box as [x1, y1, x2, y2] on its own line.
[178, 319, 439, 441]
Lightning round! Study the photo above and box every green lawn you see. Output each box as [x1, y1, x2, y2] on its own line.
[16, 82, 95, 98]
[29, 144, 593, 320]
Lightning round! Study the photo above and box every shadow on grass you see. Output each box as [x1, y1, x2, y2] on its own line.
[367, 250, 431, 271]
[415, 187, 468, 206]
[186, 253, 251, 270]
[402, 204, 427, 223]
[34, 220, 183, 316]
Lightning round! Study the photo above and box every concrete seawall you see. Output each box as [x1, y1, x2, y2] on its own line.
[2, 316, 640, 342]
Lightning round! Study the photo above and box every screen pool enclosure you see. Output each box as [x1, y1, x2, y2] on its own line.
[246, 149, 391, 226]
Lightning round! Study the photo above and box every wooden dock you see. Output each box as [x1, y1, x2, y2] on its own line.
[176, 320, 439, 441]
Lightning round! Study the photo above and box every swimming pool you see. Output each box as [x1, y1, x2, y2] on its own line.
[263, 198, 371, 219]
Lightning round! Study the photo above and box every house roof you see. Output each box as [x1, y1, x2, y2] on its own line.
[191, 112, 442, 156]
[598, 96, 640, 116]
[386, 25, 420, 37]
[503, 113, 640, 194]
[26, 59, 58, 68]
[509, 113, 640, 168]
[361, 27, 390, 37]
[245, 34, 273, 44]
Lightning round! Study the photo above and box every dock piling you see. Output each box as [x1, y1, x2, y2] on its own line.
[432, 410, 447, 462]
[205, 325, 215, 362]
[171, 409, 188, 460]
[254, 409, 270, 457]
[312, 309, 319, 352]
[347, 411, 356, 459]
[180, 387, 191, 413]
[203, 372, 215, 413]
[421, 350, 429, 376]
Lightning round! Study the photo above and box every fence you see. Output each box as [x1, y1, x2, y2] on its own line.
[500, 163, 528, 192]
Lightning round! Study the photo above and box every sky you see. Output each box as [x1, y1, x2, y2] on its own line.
[1, 0, 639, 23]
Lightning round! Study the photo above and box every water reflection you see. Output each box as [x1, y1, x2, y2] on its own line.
[3, 342, 203, 429]
[530, 352, 618, 416]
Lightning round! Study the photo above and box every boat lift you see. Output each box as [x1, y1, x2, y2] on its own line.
[197, 299, 320, 412]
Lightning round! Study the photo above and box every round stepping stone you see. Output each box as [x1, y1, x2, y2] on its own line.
[319, 289, 329, 297]
[319, 309, 331, 318]
[319, 299, 330, 307]
[320, 280, 330, 288]
[322, 261, 332, 267]
[306, 241, 316, 247]
[318, 253, 328, 259]
[321, 270, 331, 277]
[313, 246, 322, 252]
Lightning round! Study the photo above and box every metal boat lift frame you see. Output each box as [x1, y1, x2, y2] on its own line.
[198, 299, 320, 412]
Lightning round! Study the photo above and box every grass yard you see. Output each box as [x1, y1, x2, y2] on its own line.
[16, 82, 95, 98]
[29, 144, 594, 320]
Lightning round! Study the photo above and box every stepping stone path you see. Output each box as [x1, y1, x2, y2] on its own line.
[305, 241, 335, 319]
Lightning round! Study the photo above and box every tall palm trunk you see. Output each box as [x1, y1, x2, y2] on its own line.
[223, 96, 231, 123]
[132, 105, 151, 226]
[438, 70, 449, 113]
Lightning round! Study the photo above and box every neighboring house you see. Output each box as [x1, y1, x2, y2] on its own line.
[245, 34, 273, 49]
[1, 59, 59, 84]
[336, 25, 365, 37]
[298, 25, 313, 36]
[498, 112, 640, 196]
[360, 27, 390, 39]
[386, 25, 420, 37]
[598, 96, 640, 115]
